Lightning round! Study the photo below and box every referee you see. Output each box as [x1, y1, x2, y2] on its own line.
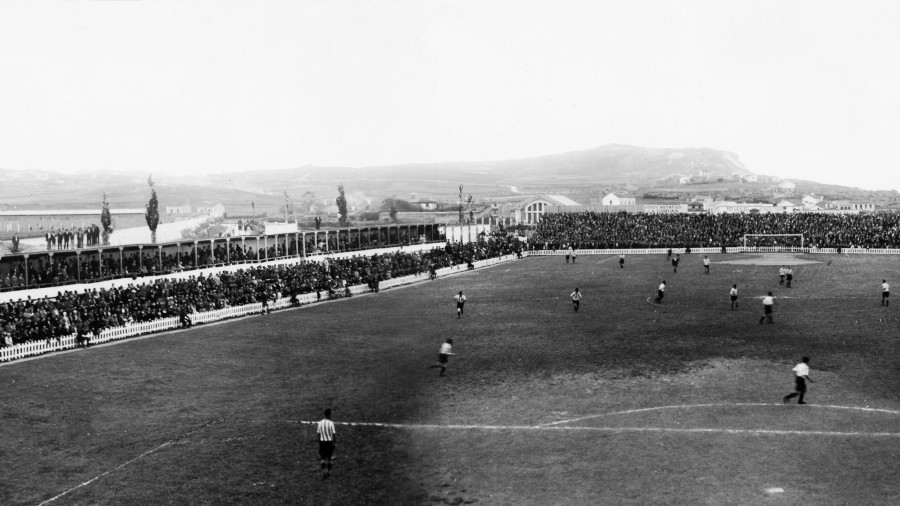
[317, 408, 336, 481]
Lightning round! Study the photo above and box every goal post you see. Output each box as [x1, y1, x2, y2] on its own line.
[742, 234, 804, 249]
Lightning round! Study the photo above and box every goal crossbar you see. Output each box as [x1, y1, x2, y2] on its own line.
[742, 234, 804, 249]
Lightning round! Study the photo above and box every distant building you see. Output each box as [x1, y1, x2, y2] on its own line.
[643, 204, 688, 214]
[778, 181, 796, 192]
[801, 195, 820, 207]
[775, 200, 798, 213]
[600, 193, 636, 206]
[512, 194, 583, 225]
[195, 202, 226, 217]
[710, 202, 775, 214]
[166, 203, 191, 215]
[411, 200, 439, 211]
[0, 208, 148, 235]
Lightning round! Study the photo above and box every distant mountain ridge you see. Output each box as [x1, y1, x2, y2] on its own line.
[3, 145, 892, 216]
[192, 144, 756, 198]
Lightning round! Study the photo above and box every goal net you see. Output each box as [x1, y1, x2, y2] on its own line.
[742, 234, 804, 249]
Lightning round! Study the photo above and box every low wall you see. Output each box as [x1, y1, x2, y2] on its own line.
[0, 253, 522, 364]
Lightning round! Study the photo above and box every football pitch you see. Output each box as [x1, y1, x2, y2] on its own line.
[1, 253, 898, 505]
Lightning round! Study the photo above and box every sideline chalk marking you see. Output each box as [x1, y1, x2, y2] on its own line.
[539, 402, 900, 427]
[291, 420, 900, 438]
[37, 418, 225, 506]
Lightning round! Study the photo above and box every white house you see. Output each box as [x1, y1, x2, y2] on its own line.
[601, 193, 636, 206]
[166, 203, 191, 214]
[774, 200, 798, 213]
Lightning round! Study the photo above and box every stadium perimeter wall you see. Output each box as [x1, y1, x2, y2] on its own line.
[0, 252, 522, 364]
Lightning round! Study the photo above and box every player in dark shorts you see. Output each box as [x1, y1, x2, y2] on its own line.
[428, 338, 455, 376]
[619, 254, 625, 268]
[316, 409, 336, 480]
[655, 280, 666, 304]
[454, 291, 466, 318]
[882, 280, 890, 306]
[672, 254, 679, 273]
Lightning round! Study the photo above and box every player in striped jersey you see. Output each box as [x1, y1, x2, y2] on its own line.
[317, 408, 336, 481]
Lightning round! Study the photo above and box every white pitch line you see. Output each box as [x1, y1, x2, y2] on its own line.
[539, 402, 900, 427]
[292, 420, 900, 438]
[37, 418, 224, 506]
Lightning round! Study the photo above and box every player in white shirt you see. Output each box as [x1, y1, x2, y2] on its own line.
[779, 266, 786, 285]
[882, 280, 890, 306]
[316, 408, 336, 480]
[454, 291, 467, 318]
[783, 357, 814, 404]
[703, 256, 710, 275]
[759, 292, 774, 324]
[730, 284, 738, 310]
[570, 288, 583, 312]
[654, 281, 666, 304]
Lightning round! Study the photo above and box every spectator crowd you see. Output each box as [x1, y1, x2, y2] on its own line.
[0, 236, 522, 347]
[530, 211, 900, 250]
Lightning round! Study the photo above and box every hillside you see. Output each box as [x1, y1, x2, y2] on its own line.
[2, 145, 896, 215]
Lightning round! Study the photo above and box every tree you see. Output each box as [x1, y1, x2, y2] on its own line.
[336, 184, 349, 227]
[145, 175, 160, 243]
[100, 193, 113, 246]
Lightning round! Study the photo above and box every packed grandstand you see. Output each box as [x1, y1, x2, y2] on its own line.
[529, 211, 900, 249]
[0, 237, 522, 348]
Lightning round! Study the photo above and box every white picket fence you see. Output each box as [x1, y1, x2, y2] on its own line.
[0, 253, 521, 363]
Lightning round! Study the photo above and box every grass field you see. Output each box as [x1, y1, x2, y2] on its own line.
[1, 252, 899, 505]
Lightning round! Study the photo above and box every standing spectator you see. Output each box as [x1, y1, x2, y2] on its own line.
[76, 227, 84, 249]
[783, 357, 814, 404]
[316, 408, 336, 481]
[759, 292, 775, 324]
[46, 229, 54, 250]
[11, 233, 19, 253]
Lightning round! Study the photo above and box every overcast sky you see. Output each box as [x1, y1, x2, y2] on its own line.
[1, 1, 898, 191]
